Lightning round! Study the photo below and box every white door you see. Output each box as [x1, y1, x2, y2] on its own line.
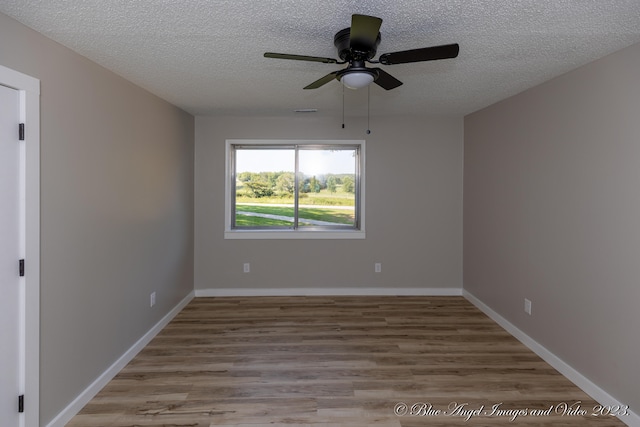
[0, 83, 22, 426]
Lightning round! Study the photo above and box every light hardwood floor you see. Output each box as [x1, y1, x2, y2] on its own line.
[67, 296, 626, 426]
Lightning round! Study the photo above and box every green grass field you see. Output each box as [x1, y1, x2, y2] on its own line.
[236, 204, 354, 226]
[235, 182, 356, 226]
[235, 215, 292, 227]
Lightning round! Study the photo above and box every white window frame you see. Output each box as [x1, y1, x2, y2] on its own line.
[225, 139, 365, 239]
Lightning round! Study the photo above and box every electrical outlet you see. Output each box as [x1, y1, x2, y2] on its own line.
[524, 298, 532, 315]
[243, 263, 250, 273]
[150, 292, 156, 308]
[375, 263, 382, 273]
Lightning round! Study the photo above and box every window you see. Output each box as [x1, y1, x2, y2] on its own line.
[225, 140, 365, 239]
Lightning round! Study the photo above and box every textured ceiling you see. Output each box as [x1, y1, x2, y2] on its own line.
[1, 0, 640, 117]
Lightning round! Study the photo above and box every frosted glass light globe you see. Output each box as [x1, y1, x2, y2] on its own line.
[341, 72, 374, 89]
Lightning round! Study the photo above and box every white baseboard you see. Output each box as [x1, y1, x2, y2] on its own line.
[463, 290, 639, 427]
[195, 286, 463, 297]
[46, 291, 195, 427]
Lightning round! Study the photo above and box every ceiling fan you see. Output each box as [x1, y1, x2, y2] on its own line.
[264, 14, 459, 91]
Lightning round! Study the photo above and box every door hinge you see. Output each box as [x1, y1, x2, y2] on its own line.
[18, 395, 24, 413]
[19, 259, 25, 277]
[19, 123, 25, 141]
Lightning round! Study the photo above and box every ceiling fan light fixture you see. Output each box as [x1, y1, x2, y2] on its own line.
[264, 14, 459, 91]
[341, 71, 375, 89]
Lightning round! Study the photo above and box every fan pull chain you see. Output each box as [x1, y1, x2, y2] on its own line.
[366, 85, 371, 134]
[341, 84, 345, 129]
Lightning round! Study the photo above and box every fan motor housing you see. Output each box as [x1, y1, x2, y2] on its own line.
[334, 27, 381, 61]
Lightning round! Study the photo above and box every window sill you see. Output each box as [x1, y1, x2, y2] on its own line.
[224, 230, 366, 240]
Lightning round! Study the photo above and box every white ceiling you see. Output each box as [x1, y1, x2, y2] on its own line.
[2, 0, 640, 117]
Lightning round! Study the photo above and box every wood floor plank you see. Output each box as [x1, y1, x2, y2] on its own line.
[66, 296, 626, 426]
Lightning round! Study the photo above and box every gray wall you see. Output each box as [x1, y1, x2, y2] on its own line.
[464, 42, 640, 412]
[195, 115, 463, 292]
[0, 13, 195, 425]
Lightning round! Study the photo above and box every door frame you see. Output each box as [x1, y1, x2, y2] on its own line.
[0, 64, 40, 427]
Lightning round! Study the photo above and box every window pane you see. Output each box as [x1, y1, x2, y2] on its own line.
[298, 148, 356, 228]
[235, 148, 295, 228]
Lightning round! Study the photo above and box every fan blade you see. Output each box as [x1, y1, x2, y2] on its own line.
[350, 14, 382, 51]
[264, 52, 338, 64]
[304, 71, 340, 89]
[371, 68, 403, 90]
[379, 43, 459, 65]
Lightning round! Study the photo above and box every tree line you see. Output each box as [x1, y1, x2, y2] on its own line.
[237, 171, 354, 198]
